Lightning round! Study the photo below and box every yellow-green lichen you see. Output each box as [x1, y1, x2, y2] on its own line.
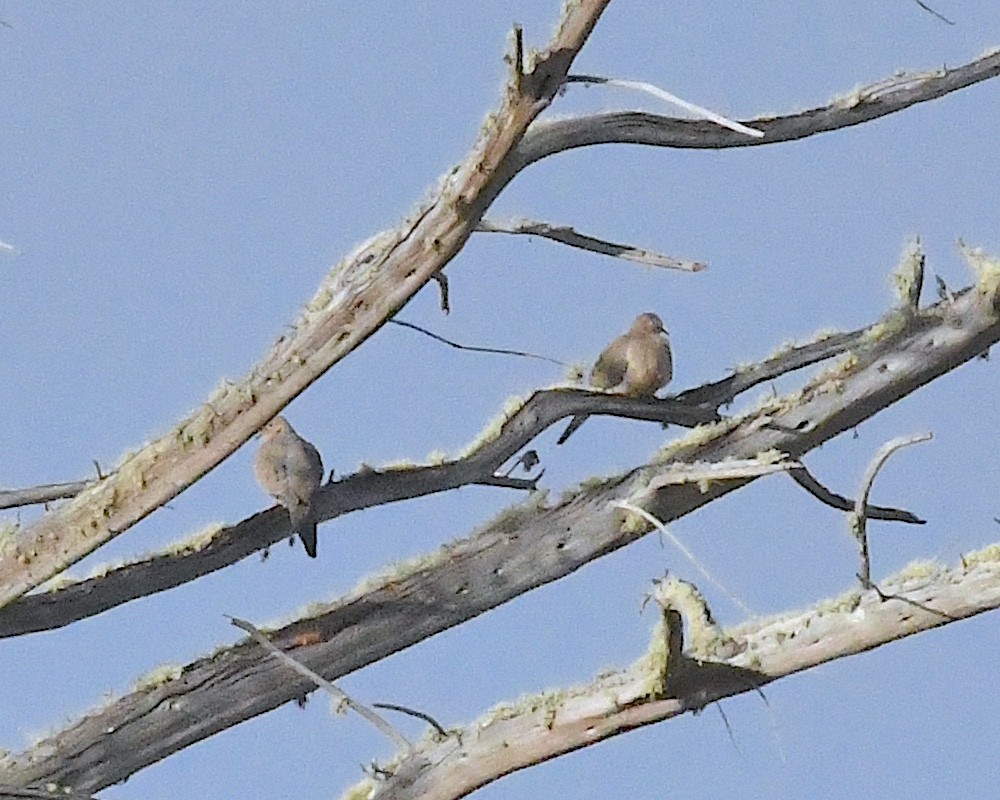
[132, 663, 183, 693]
[962, 542, 1000, 568]
[635, 616, 671, 699]
[338, 777, 377, 800]
[891, 237, 924, 306]
[653, 416, 741, 463]
[0, 519, 19, 559]
[564, 361, 586, 383]
[456, 394, 530, 458]
[959, 241, 1000, 303]
[895, 559, 943, 582]
[814, 589, 862, 615]
[863, 311, 909, 345]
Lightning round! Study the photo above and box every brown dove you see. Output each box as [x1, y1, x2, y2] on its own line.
[558, 312, 673, 444]
[254, 416, 325, 558]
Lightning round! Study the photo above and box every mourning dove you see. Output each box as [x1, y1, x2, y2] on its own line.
[254, 416, 325, 558]
[558, 312, 673, 444]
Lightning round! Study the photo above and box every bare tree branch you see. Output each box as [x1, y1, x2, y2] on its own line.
[388, 319, 570, 366]
[851, 434, 933, 588]
[912, 0, 955, 25]
[372, 703, 449, 739]
[0, 481, 93, 511]
[564, 74, 765, 137]
[0, 279, 960, 639]
[514, 50, 1000, 168]
[3, 277, 997, 792]
[358, 555, 1000, 800]
[0, 0, 613, 611]
[228, 616, 413, 754]
[787, 464, 924, 524]
[476, 217, 706, 271]
[0, 390, 714, 639]
[430, 272, 450, 314]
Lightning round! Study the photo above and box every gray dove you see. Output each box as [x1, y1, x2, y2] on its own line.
[558, 312, 672, 444]
[254, 416, 324, 558]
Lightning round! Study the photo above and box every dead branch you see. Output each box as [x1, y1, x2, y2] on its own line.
[388, 319, 569, 366]
[476, 217, 706, 271]
[355, 556, 1000, 800]
[4, 29, 993, 610]
[372, 703, 449, 739]
[564, 74, 765, 137]
[3, 277, 997, 792]
[0, 391, 712, 639]
[0, 481, 94, 511]
[851, 434, 933, 588]
[0, 1, 613, 611]
[0, 280, 961, 639]
[787, 464, 924, 524]
[912, 0, 955, 25]
[228, 616, 413, 754]
[513, 50, 1000, 168]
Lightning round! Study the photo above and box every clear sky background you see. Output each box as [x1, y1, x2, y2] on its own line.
[2, 2, 999, 798]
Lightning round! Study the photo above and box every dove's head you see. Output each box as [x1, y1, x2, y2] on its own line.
[632, 312, 667, 336]
[259, 416, 290, 439]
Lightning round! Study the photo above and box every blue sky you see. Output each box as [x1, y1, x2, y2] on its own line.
[2, 2, 999, 798]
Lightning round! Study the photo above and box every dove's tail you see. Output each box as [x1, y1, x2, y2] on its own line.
[289, 503, 319, 558]
[298, 521, 318, 558]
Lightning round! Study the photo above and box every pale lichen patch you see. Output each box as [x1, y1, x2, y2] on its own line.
[132, 663, 183, 693]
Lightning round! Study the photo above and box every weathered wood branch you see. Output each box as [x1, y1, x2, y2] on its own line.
[0, 293, 931, 638]
[787, 464, 924, 524]
[0, 304, 887, 639]
[356, 552, 1000, 800]
[0, 392, 714, 639]
[3, 279, 996, 793]
[514, 50, 1000, 168]
[0, 481, 94, 511]
[0, 0, 613, 610]
[476, 217, 706, 271]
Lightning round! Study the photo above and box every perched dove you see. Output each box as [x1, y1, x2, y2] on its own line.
[254, 416, 325, 558]
[558, 312, 673, 444]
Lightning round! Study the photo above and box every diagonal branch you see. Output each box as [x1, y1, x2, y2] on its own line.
[228, 616, 413, 754]
[0, 292, 937, 639]
[3, 278, 998, 792]
[514, 50, 1000, 168]
[0, 481, 94, 511]
[0, 391, 715, 639]
[476, 217, 706, 271]
[357, 554, 1000, 800]
[787, 464, 924, 524]
[0, 1, 613, 610]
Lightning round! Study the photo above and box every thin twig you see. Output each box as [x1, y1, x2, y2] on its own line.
[870, 583, 959, 622]
[612, 501, 753, 615]
[474, 473, 543, 490]
[476, 217, 706, 271]
[512, 24, 524, 91]
[388, 319, 569, 366]
[0, 480, 95, 511]
[787, 465, 924, 524]
[714, 703, 742, 755]
[912, 0, 955, 25]
[373, 702, 449, 738]
[228, 616, 413, 753]
[430, 271, 450, 314]
[852, 434, 933, 588]
[565, 74, 765, 138]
